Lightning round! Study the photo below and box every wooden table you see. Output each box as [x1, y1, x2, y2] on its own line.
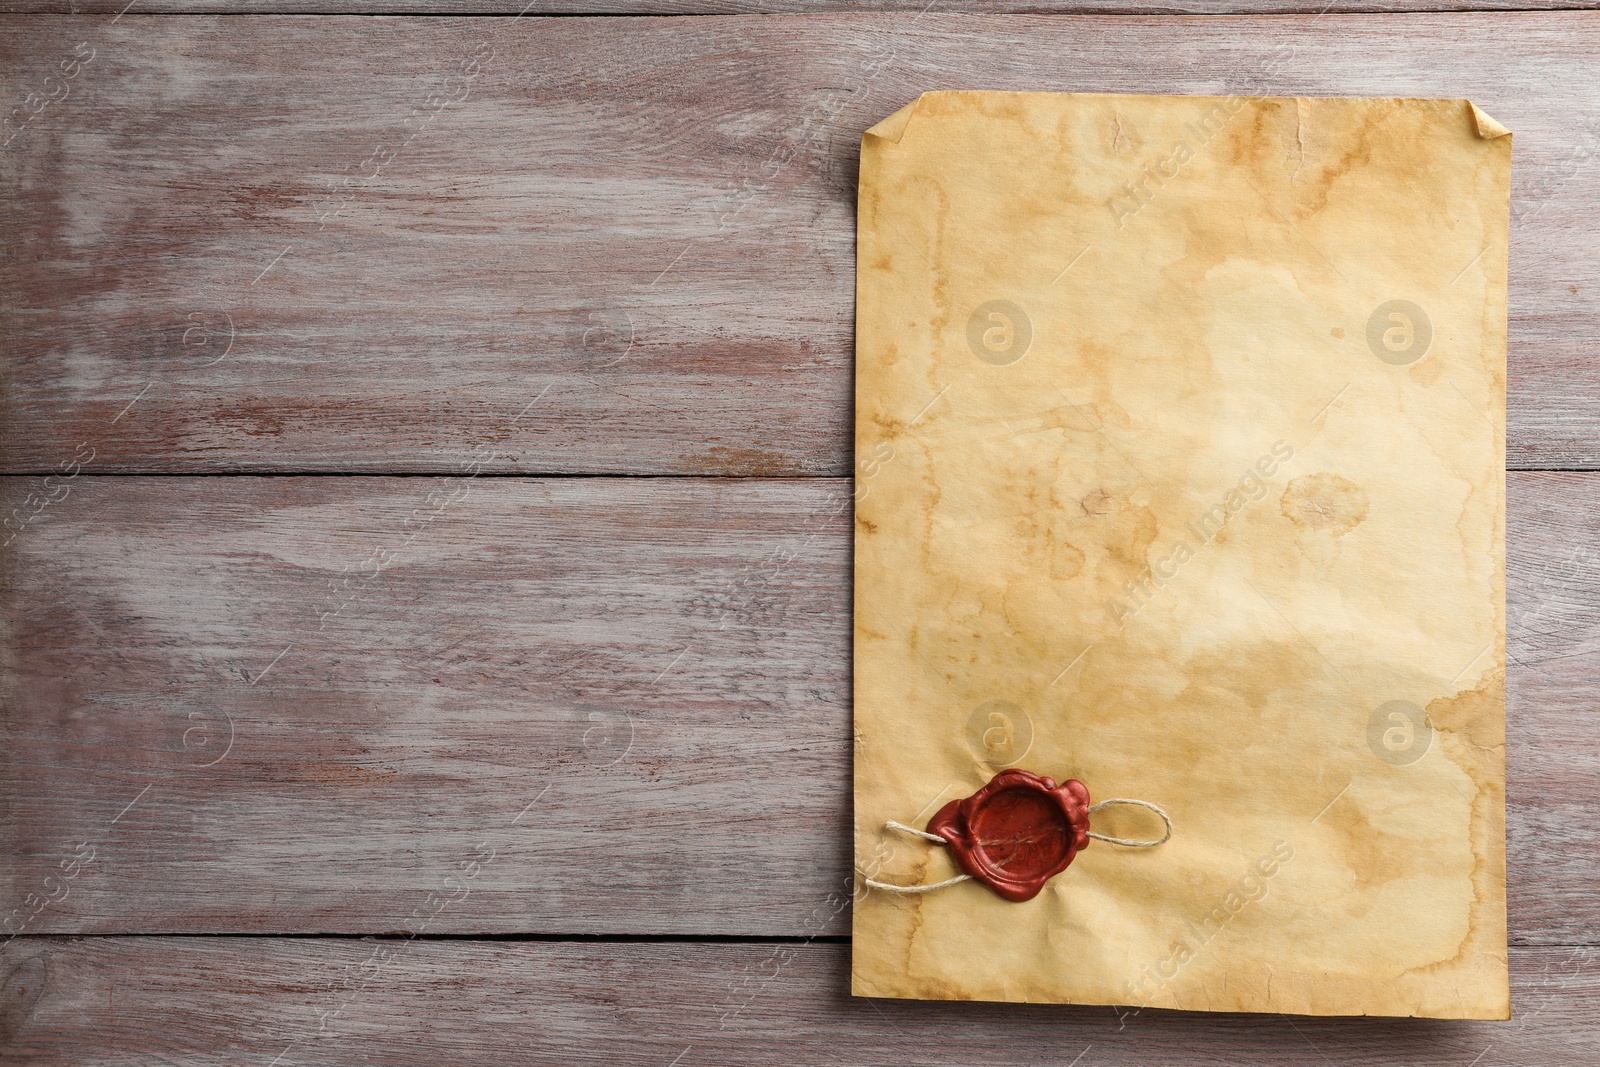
[2, 3, 1597, 1064]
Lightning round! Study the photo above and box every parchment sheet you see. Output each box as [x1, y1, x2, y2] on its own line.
[851, 92, 1509, 1019]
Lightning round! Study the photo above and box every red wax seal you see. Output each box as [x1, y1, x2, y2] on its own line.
[926, 769, 1091, 902]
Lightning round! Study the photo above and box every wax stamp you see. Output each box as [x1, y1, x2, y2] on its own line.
[926, 769, 1091, 902]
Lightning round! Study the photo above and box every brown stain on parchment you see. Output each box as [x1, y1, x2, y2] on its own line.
[1317, 798, 1425, 914]
[1094, 494, 1160, 625]
[899, 172, 952, 383]
[1250, 98, 1382, 216]
[1221, 98, 1286, 175]
[1397, 672, 1507, 1013]
[1081, 488, 1116, 516]
[1046, 534, 1086, 582]
[1293, 115, 1378, 216]
[1280, 473, 1369, 536]
[1428, 669, 1506, 775]
[1159, 640, 1331, 810]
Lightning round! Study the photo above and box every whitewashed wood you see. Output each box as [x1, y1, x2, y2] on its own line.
[3, 2, 1597, 13]
[2, 14, 1599, 472]
[1, 937, 1597, 1064]
[1, 473, 1594, 941]
[0, 475, 853, 937]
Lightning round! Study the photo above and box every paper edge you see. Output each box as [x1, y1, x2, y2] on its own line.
[864, 93, 1512, 143]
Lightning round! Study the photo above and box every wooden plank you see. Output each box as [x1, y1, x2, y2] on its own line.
[0, 474, 854, 937]
[1, 473, 1595, 940]
[4, 2, 1600, 14]
[2, 13, 1599, 473]
[2, 937, 1597, 1064]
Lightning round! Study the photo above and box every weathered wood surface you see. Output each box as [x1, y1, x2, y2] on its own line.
[0, 475, 853, 937]
[3, 5, 1597, 1059]
[2, 937, 1597, 1065]
[1, 473, 1595, 941]
[5, 2, 1599, 14]
[2, 13, 1599, 473]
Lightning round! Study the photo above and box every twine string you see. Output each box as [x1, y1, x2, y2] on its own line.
[1086, 798, 1173, 848]
[863, 872, 973, 894]
[862, 799, 1172, 895]
[884, 820, 946, 843]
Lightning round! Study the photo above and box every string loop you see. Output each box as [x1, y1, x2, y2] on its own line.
[860, 799, 1172, 894]
[862, 822, 965, 893]
[863, 873, 972, 894]
[1086, 798, 1173, 848]
[885, 820, 947, 844]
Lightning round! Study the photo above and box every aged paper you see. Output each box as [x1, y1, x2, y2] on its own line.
[852, 92, 1508, 1019]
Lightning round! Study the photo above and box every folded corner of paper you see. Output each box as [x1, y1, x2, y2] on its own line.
[864, 93, 928, 146]
[1466, 101, 1512, 140]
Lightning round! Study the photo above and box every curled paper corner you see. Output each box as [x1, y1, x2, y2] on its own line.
[864, 93, 928, 145]
[1467, 101, 1512, 140]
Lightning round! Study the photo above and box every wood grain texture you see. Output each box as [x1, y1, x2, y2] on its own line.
[2, 937, 1598, 1065]
[0, 475, 854, 938]
[6, 2, 1600, 14]
[1, 473, 1595, 941]
[2, 13, 1599, 473]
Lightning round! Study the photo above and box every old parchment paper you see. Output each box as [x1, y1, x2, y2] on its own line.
[852, 93, 1508, 1018]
